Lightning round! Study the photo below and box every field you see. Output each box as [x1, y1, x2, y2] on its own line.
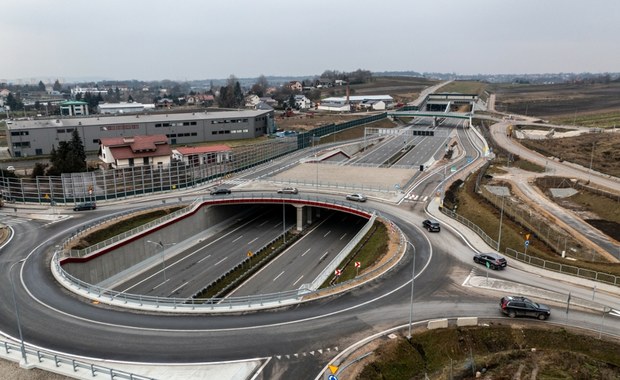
[318, 76, 439, 104]
[490, 81, 620, 127]
[521, 131, 620, 178]
[436, 80, 489, 95]
[355, 324, 620, 380]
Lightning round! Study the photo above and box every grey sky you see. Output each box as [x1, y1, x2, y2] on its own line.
[2, 0, 619, 82]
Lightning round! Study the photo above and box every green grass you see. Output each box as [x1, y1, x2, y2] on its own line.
[320, 220, 389, 288]
[357, 325, 620, 380]
[511, 159, 546, 173]
[550, 111, 620, 128]
[319, 119, 395, 144]
[72, 207, 183, 249]
[436, 81, 488, 95]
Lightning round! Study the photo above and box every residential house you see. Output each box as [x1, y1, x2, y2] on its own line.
[99, 134, 172, 169]
[287, 81, 302, 92]
[294, 95, 312, 110]
[244, 94, 261, 108]
[172, 145, 232, 166]
[0, 89, 11, 98]
[186, 94, 214, 106]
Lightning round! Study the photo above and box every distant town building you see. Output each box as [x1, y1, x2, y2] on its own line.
[60, 100, 89, 116]
[70, 87, 109, 97]
[6, 109, 274, 157]
[98, 102, 155, 114]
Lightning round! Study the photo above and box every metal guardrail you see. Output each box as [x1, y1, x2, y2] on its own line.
[439, 206, 620, 286]
[1, 339, 153, 380]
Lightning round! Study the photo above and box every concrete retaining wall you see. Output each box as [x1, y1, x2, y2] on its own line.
[456, 317, 478, 327]
[63, 204, 247, 284]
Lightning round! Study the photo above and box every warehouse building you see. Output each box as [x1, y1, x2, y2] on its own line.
[6, 109, 274, 157]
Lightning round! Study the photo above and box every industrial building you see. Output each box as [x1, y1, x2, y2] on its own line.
[6, 109, 274, 157]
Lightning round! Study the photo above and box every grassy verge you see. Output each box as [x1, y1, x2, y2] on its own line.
[318, 118, 396, 144]
[71, 207, 183, 249]
[436, 81, 488, 95]
[357, 325, 620, 379]
[550, 111, 620, 128]
[320, 220, 389, 288]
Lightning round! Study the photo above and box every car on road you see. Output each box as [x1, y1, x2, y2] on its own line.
[277, 187, 298, 194]
[73, 201, 97, 211]
[346, 193, 367, 202]
[422, 219, 441, 232]
[6, 166, 15, 172]
[473, 252, 508, 270]
[210, 188, 231, 195]
[500, 295, 551, 320]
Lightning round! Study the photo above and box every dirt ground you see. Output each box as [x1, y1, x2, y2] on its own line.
[0, 360, 70, 380]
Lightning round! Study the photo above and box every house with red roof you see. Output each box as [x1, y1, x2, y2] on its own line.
[172, 145, 232, 166]
[99, 134, 172, 169]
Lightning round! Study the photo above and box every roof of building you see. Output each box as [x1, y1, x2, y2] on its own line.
[174, 145, 231, 155]
[60, 100, 88, 106]
[7, 109, 272, 130]
[322, 95, 393, 103]
[98, 102, 150, 109]
[100, 134, 171, 160]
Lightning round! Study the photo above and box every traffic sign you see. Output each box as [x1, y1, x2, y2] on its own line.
[247, 251, 253, 257]
[328, 364, 339, 374]
[334, 269, 342, 276]
[525, 233, 531, 240]
[328, 375, 338, 380]
[485, 261, 490, 269]
[354, 261, 361, 268]
[525, 240, 530, 247]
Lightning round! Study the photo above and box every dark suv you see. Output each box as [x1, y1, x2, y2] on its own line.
[422, 219, 440, 232]
[473, 252, 507, 270]
[500, 295, 551, 320]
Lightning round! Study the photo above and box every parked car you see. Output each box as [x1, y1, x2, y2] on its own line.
[277, 187, 298, 194]
[346, 193, 367, 202]
[422, 219, 441, 232]
[73, 201, 97, 211]
[473, 252, 508, 270]
[210, 188, 231, 195]
[500, 295, 551, 320]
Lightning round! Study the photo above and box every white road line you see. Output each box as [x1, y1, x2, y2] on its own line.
[273, 271, 285, 282]
[170, 281, 188, 295]
[610, 309, 620, 318]
[153, 278, 169, 289]
[319, 252, 329, 261]
[422, 196, 428, 202]
[301, 248, 311, 257]
[292, 275, 304, 286]
[198, 254, 211, 263]
[214, 257, 228, 266]
[248, 237, 259, 245]
[323, 231, 331, 238]
[339, 233, 347, 240]
[259, 220, 268, 226]
[232, 235, 243, 243]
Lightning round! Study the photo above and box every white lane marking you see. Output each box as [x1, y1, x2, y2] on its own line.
[198, 254, 211, 263]
[610, 309, 620, 318]
[323, 231, 331, 238]
[170, 282, 188, 295]
[319, 252, 329, 261]
[214, 257, 228, 266]
[248, 237, 259, 245]
[301, 248, 311, 257]
[273, 271, 285, 282]
[339, 233, 347, 241]
[293, 275, 304, 286]
[232, 235, 243, 243]
[259, 220, 268, 226]
[153, 279, 169, 289]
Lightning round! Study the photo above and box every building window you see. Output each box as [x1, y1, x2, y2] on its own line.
[92, 139, 99, 144]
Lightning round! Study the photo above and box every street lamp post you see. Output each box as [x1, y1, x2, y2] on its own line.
[406, 240, 416, 340]
[9, 259, 27, 364]
[147, 240, 173, 282]
[497, 195, 506, 252]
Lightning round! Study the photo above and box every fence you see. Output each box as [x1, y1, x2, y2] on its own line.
[0, 113, 388, 205]
[439, 206, 620, 286]
[1, 340, 152, 380]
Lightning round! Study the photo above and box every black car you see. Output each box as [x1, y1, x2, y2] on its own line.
[422, 219, 440, 232]
[210, 188, 231, 195]
[500, 295, 551, 320]
[73, 201, 97, 211]
[473, 252, 507, 270]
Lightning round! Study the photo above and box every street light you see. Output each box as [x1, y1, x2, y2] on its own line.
[146, 240, 174, 282]
[9, 259, 27, 364]
[497, 195, 506, 252]
[406, 240, 416, 340]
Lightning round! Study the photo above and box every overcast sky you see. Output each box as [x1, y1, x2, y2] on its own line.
[2, 0, 619, 82]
